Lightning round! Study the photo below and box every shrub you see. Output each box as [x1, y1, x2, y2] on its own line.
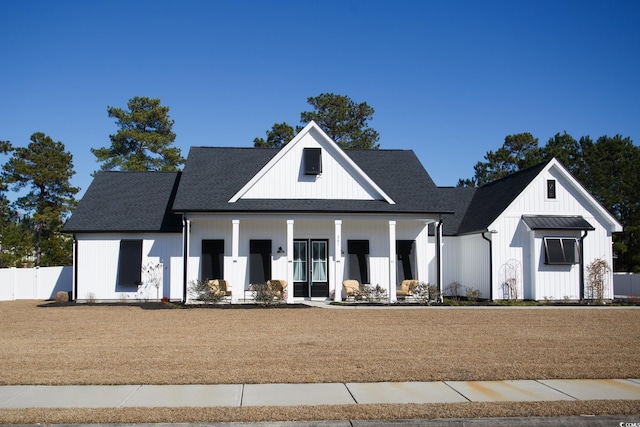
[361, 284, 388, 303]
[188, 279, 226, 305]
[466, 287, 480, 302]
[414, 282, 440, 305]
[444, 281, 463, 302]
[251, 281, 286, 307]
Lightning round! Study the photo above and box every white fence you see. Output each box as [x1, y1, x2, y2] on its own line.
[0, 266, 72, 301]
[613, 272, 640, 298]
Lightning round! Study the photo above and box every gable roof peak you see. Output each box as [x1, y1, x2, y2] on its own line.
[228, 120, 396, 204]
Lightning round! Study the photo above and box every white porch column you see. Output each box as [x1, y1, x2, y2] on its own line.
[286, 219, 294, 304]
[389, 220, 397, 303]
[417, 221, 430, 283]
[231, 219, 240, 303]
[334, 220, 342, 302]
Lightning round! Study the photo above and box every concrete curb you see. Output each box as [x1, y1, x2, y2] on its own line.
[2, 415, 639, 427]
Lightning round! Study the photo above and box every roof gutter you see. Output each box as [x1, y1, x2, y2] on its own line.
[182, 215, 190, 304]
[436, 218, 443, 300]
[73, 235, 78, 302]
[172, 209, 455, 216]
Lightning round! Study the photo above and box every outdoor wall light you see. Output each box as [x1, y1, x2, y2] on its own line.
[277, 246, 285, 254]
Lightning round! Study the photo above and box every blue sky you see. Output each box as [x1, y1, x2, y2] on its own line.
[1, 0, 639, 201]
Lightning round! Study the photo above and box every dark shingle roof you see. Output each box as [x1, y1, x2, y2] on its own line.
[433, 187, 478, 235]
[171, 147, 275, 212]
[63, 171, 182, 233]
[456, 161, 549, 234]
[65, 151, 552, 235]
[172, 147, 449, 214]
[433, 161, 550, 235]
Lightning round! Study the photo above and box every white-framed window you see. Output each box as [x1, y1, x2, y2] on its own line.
[543, 237, 579, 265]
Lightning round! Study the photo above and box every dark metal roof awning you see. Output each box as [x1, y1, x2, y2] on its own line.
[521, 215, 595, 231]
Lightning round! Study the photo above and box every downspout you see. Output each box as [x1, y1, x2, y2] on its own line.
[579, 230, 588, 301]
[436, 218, 443, 301]
[481, 231, 493, 301]
[182, 215, 189, 304]
[73, 235, 78, 302]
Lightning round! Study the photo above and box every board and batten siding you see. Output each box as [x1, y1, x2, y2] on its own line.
[490, 164, 617, 300]
[76, 233, 182, 302]
[442, 236, 460, 286]
[443, 235, 490, 299]
[457, 234, 490, 299]
[489, 216, 531, 299]
[240, 130, 380, 201]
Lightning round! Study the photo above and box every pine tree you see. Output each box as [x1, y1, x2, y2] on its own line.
[92, 96, 184, 171]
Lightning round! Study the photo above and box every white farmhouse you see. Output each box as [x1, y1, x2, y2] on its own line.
[63, 121, 621, 303]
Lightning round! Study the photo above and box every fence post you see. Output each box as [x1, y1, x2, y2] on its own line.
[11, 267, 17, 301]
[35, 266, 40, 299]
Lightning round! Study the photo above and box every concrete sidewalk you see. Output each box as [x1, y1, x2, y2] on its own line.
[1, 379, 639, 408]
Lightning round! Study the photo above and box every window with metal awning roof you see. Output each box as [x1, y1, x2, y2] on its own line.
[521, 215, 595, 231]
[521, 215, 595, 266]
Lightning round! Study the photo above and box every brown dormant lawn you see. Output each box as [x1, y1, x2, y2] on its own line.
[1, 300, 639, 423]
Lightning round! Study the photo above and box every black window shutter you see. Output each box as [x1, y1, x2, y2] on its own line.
[397, 240, 416, 281]
[202, 240, 224, 281]
[348, 240, 370, 284]
[118, 240, 143, 287]
[250, 240, 272, 284]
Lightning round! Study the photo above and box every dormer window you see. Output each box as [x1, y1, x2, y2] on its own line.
[303, 148, 322, 175]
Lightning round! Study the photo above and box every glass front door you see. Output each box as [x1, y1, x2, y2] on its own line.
[293, 239, 329, 298]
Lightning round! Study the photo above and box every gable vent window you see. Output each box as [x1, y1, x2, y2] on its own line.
[544, 237, 579, 265]
[547, 179, 556, 199]
[303, 148, 322, 175]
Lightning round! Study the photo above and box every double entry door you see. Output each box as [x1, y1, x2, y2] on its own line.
[293, 239, 329, 298]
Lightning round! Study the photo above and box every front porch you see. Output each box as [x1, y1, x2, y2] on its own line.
[184, 214, 441, 303]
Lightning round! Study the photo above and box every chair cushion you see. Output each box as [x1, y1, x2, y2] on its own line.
[399, 280, 418, 296]
[342, 280, 360, 296]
